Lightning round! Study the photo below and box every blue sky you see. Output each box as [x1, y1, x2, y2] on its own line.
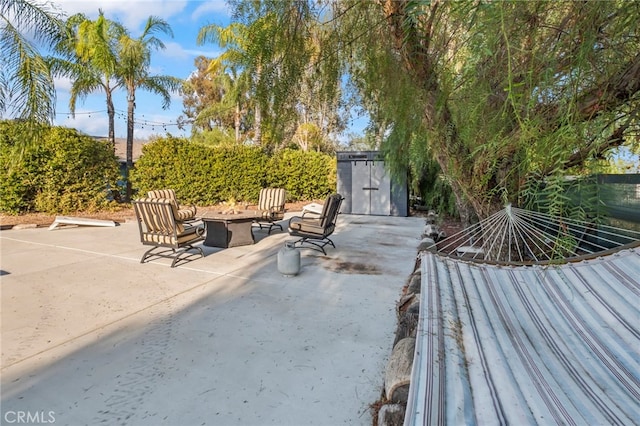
[49, 0, 233, 139]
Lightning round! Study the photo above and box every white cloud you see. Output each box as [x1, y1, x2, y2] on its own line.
[191, 0, 230, 22]
[53, 76, 73, 93]
[56, 108, 110, 137]
[183, 47, 223, 58]
[170, 91, 184, 103]
[50, 0, 189, 33]
[160, 41, 190, 60]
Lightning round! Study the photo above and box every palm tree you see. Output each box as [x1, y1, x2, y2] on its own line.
[49, 11, 125, 149]
[116, 16, 182, 201]
[0, 0, 63, 125]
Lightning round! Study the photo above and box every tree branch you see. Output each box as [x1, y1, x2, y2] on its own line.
[545, 122, 630, 175]
[576, 52, 640, 119]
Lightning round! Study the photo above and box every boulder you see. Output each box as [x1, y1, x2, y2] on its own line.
[384, 337, 416, 403]
[417, 237, 436, 252]
[377, 403, 405, 426]
[407, 271, 421, 294]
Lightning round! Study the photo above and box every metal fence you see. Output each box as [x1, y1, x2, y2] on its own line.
[596, 174, 640, 228]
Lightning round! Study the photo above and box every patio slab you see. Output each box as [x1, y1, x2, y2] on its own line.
[0, 213, 423, 425]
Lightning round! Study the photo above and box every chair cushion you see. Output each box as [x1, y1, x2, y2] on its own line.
[257, 188, 285, 214]
[175, 207, 197, 221]
[148, 189, 177, 200]
[135, 197, 184, 235]
[148, 189, 197, 221]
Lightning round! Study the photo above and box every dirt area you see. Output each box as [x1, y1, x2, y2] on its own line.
[0, 201, 463, 233]
[0, 209, 134, 229]
[0, 201, 312, 230]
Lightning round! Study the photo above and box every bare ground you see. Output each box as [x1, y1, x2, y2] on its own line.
[1, 202, 463, 233]
[0, 201, 312, 230]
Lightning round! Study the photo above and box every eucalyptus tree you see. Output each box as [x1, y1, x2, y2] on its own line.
[289, 18, 346, 153]
[206, 63, 250, 142]
[49, 11, 125, 149]
[116, 16, 182, 200]
[182, 51, 250, 141]
[227, 0, 640, 223]
[182, 56, 225, 132]
[199, 4, 347, 151]
[197, 22, 261, 144]
[0, 0, 63, 125]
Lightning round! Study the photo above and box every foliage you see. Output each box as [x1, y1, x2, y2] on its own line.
[387, 1, 639, 218]
[292, 122, 330, 153]
[190, 127, 237, 147]
[49, 11, 126, 148]
[0, 120, 120, 214]
[0, 0, 62, 125]
[129, 135, 335, 204]
[197, 3, 347, 151]
[41, 11, 182, 202]
[522, 173, 607, 227]
[266, 149, 336, 200]
[117, 16, 183, 201]
[227, 0, 640, 223]
[181, 56, 236, 133]
[193, 26, 254, 141]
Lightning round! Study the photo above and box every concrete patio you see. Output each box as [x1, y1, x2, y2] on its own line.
[0, 212, 424, 425]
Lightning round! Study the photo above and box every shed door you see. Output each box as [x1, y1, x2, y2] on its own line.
[370, 161, 391, 215]
[351, 160, 391, 215]
[351, 161, 369, 214]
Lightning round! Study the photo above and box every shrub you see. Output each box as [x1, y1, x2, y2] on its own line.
[0, 121, 120, 214]
[130, 136, 336, 204]
[130, 136, 268, 204]
[0, 122, 47, 213]
[267, 149, 336, 201]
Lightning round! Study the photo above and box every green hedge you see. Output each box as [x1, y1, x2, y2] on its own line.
[130, 136, 335, 204]
[266, 149, 336, 201]
[0, 121, 120, 215]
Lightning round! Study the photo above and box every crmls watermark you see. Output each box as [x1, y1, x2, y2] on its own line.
[3, 411, 56, 424]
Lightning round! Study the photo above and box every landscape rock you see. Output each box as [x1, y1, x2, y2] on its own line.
[384, 337, 416, 403]
[393, 303, 419, 346]
[377, 403, 405, 426]
[417, 237, 436, 252]
[407, 271, 421, 294]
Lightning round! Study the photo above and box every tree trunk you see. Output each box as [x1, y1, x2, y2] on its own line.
[106, 91, 116, 152]
[380, 0, 504, 221]
[254, 103, 262, 145]
[254, 63, 262, 145]
[125, 89, 135, 202]
[235, 103, 241, 142]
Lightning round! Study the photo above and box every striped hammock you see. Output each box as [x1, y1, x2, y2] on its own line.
[437, 204, 640, 263]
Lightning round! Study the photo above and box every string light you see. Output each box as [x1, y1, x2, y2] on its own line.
[55, 109, 192, 129]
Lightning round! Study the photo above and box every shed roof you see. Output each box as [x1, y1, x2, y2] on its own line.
[405, 247, 640, 425]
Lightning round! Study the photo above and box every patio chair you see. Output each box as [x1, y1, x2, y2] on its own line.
[133, 197, 205, 268]
[253, 188, 286, 234]
[147, 189, 197, 222]
[288, 193, 343, 254]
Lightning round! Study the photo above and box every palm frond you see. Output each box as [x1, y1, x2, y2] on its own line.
[139, 76, 183, 109]
[0, 18, 56, 122]
[0, 0, 63, 123]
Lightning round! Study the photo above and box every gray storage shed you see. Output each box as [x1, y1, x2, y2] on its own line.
[336, 151, 408, 216]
